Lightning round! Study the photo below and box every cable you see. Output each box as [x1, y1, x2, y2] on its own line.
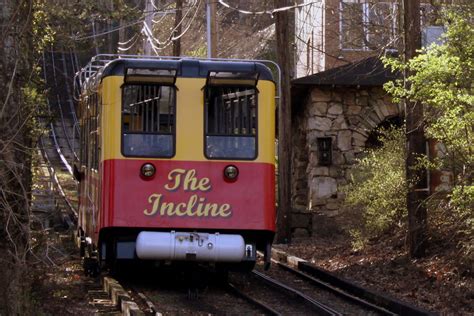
[217, 0, 321, 16]
[72, 16, 145, 41]
[141, 0, 202, 51]
[71, 1, 190, 42]
[118, 34, 140, 51]
[118, 32, 139, 46]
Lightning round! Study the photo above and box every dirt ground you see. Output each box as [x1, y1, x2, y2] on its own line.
[276, 230, 473, 315]
[30, 225, 472, 315]
[30, 232, 100, 316]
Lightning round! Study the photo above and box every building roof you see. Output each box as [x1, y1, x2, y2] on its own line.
[292, 55, 398, 87]
[291, 56, 399, 108]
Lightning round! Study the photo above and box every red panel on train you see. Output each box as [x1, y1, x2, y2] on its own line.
[100, 159, 275, 231]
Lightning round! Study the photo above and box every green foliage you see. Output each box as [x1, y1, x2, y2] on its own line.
[383, 6, 473, 180]
[344, 127, 407, 248]
[383, 5, 473, 260]
[450, 184, 474, 263]
[32, 1, 55, 52]
[36, 0, 141, 50]
[186, 45, 207, 57]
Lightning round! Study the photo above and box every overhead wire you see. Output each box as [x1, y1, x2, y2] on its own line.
[117, 0, 197, 53]
[118, 34, 140, 51]
[140, 0, 202, 51]
[72, 18, 145, 41]
[118, 32, 139, 46]
[78, 0, 316, 54]
[70, 1, 196, 41]
[217, 0, 321, 16]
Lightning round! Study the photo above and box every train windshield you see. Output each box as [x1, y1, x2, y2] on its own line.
[205, 86, 257, 160]
[122, 84, 175, 157]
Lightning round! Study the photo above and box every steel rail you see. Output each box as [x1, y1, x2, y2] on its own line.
[39, 51, 78, 222]
[55, 93, 78, 161]
[38, 135, 78, 219]
[49, 121, 73, 175]
[52, 51, 78, 160]
[41, 52, 74, 176]
[226, 282, 281, 316]
[275, 261, 397, 315]
[298, 262, 433, 316]
[251, 270, 343, 316]
[65, 50, 81, 137]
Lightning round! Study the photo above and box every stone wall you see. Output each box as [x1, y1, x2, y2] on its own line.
[290, 86, 402, 237]
[291, 106, 310, 237]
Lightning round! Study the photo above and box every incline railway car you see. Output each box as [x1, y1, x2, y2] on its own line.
[74, 55, 278, 275]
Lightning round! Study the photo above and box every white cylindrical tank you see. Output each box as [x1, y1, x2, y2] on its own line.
[135, 231, 245, 262]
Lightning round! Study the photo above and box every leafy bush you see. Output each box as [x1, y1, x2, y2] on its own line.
[450, 185, 474, 264]
[383, 6, 473, 261]
[344, 126, 407, 249]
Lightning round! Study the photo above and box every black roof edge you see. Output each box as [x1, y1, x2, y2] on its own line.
[291, 55, 400, 87]
[101, 58, 274, 81]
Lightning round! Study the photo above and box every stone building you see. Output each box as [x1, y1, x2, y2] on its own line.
[290, 56, 452, 237]
[290, 56, 402, 237]
[290, 1, 447, 237]
[295, 0, 440, 77]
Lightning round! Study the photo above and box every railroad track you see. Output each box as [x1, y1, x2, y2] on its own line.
[39, 50, 82, 218]
[227, 267, 347, 315]
[275, 261, 394, 315]
[113, 262, 373, 315]
[265, 254, 432, 316]
[37, 49, 153, 315]
[70, 248, 431, 316]
[117, 268, 271, 315]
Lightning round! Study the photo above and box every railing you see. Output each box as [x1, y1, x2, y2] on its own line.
[74, 54, 282, 107]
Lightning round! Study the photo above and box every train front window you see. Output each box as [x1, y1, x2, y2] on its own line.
[205, 86, 257, 160]
[122, 84, 175, 157]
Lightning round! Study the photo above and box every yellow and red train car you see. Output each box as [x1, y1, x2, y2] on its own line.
[75, 56, 277, 274]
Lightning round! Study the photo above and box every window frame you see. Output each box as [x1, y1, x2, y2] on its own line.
[120, 82, 177, 159]
[339, 0, 399, 51]
[203, 84, 259, 161]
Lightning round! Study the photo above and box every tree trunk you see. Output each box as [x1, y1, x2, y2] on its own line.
[173, 0, 183, 56]
[0, 0, 34, 314]
[274, 0, 293, 243]
[403, 0, 428, 258]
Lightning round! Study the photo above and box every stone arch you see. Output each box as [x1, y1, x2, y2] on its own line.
[348, 91, 403, 152]
[365, 116, 403, 149]
[290, 85, 404, 238]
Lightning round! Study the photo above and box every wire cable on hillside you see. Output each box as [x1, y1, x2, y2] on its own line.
[140, 0, 202, 52]
[71, 1, 192, 42]
[218, 0, 321, 16]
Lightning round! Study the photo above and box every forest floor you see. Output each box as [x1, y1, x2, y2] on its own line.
[30, 212, 473, 315]
[276, 228, 473, 315]
[31, 230, 100, 316]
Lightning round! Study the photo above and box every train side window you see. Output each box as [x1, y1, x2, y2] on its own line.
[121, 84, 175, 158]
[205, 86, 257, 160]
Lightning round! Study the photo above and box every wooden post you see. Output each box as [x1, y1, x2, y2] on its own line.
[144, 0, 154, 55]
[403, 0, 428, 258]
[206, 0, 217, 58]
[274, 0, 292, 243]
[172, 0, 183, 56]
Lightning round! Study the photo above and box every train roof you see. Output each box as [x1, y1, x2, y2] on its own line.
[75, 55, 277, 96]
[102, 58, 274, 81]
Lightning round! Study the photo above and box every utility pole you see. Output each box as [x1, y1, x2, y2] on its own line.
[403, 0, 427, 258]
[206, 0, 217, 58]
[274, 0, 292, 243]
[173, 0, 183, 56]
[144, 0, 154, 55]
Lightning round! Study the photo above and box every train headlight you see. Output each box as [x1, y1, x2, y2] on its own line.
[141, 163, 156, 178]
[224, 165, 239, 181]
